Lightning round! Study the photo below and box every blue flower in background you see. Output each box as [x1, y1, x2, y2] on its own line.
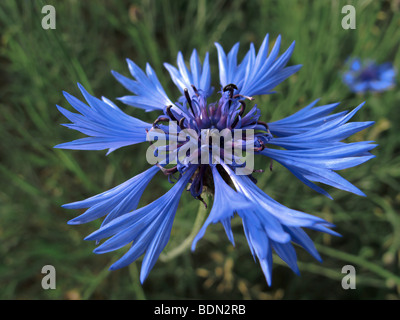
[55, 34, 376, 285]
[342, 58, 396, 93]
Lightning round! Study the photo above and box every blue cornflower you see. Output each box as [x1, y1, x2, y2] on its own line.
[342, 58, 396, 93]
[56, 34, 376, 285]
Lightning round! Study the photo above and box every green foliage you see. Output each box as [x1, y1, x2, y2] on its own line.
[0, 0, 399, 300]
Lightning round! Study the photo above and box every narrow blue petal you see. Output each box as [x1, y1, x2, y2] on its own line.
[66, 166, 160, 225]
[112, 59, 177, 112]
[225, 169, 333, 228]
[86, 166, 197, 281]
[269, 103, 374, 150]
[191, 166, 251, 250]
[263, 149, 369, 197]
[226, 43, 240, 84]
[55, 84, 151, 153]
[215, 35, 301, 98]
[269, 101, 345, 137]
[200, 52, 212, 94]
[264, 148, 375, 170]
[214, 42, 229, 87]
[140, 210, 176, 283]
[239, 36, 300, 97]
[284, 226, 322, 262]
[241, 214, 273, 285]
[272, 241, 300, 275]
[164, 49, 213, 99]
[219, 164, 337, 285]
[221, 218, 235, 246]
[262, 101, 376, 197]
[280, 161, 333, 199]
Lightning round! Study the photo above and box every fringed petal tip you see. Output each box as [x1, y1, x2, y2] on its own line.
[214, 34, 301, 98]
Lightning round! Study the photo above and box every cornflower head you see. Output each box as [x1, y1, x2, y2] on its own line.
[342, 57, 396, 93]
[55, 34, 376, 285]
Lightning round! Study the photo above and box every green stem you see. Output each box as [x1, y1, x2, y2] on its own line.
[159, 198, 209, 262]
[129, 262, 146, 299]
[316, 244, 400, 286]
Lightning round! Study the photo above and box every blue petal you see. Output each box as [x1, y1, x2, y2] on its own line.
[215, 42, 246, 90]
[369, 80, 394, 92]
[228, 172, 336, 231]
[379, 64, 396, 83]
[284, 226, 322, 262]
[351, 81, 369, 93]
[262, 101, 376, 197]
[241, 213, 273, 285]
[271, 240, 300, 275]
[85, 165, 197, 282]
[164, 49, 213, 99]
[268, 100, 343, 137]
[54, 84, 151, 153]
[220, 164, 337, 285]
[262, 148, 374, 197]
[350, 58, 362, 71]
[191, 166, 252, 250]
[65, 166, 160, 225]
[263, 143, 376, 169]
[215, 34, 301, 98]
[113, 59, 176, 112]
[268, 102, 374, 150]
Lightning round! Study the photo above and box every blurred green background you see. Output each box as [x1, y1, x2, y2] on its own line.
[1, 0, 399, 300]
